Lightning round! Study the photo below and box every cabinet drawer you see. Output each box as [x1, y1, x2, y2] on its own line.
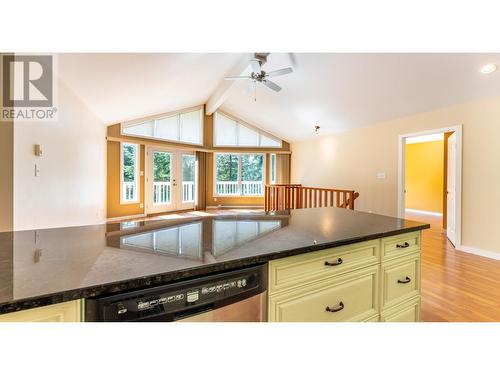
[381, 232, 421, 261]
[269, 266, 379, 322]
[381, 254, 420, 309]
[381, 297, 420, 322]
[269, 240, 379, 294]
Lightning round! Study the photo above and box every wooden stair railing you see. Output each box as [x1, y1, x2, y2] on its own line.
[265, 184, 359, 211]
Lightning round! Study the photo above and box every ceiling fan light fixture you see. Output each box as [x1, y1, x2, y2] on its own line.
[480, 63, 497, 74]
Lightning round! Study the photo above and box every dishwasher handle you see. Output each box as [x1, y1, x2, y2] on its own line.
[173, 303, 215, 321]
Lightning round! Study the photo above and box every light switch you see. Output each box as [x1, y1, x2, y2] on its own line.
[35, 164, 40, 177]
[376, 172, 386, 180]
[34, 144, 43, 156]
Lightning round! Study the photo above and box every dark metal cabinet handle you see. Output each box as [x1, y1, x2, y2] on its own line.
[397, 276, 411, 284]
[324, 258, 343, 267]
[325, 302, 344, 313]
[396, 242, 410, 248]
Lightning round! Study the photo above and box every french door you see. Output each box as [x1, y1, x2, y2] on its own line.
[146, 147, 196, 214]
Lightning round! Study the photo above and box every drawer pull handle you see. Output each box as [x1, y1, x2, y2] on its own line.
[326, 302, 344, 313]
[396, 242, 410, 248]
[324, 258, 343, 267]
[397, 276, 411, 284]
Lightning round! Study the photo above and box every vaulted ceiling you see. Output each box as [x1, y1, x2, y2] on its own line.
[59, 53, 500, 142]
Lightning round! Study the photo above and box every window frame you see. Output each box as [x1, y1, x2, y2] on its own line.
[213, 152, 266, 197]
[213, 111, 282, 148]
[120, 105, 204, 146]
[120, 142, 140, 204]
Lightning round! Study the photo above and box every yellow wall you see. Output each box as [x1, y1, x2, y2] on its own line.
[291, 95, 500, 253]
[405, 140, 444, 213]
[107, 141, 145, 218]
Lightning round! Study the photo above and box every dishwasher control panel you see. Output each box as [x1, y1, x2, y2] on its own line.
[135, 276, 250, 312]
[85, 264, 267, 322]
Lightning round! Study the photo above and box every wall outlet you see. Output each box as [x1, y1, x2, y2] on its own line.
[140, 203, 144, 209]
[213, 197, 217, 202]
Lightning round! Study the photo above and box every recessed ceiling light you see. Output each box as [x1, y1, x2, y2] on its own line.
[480, 63, 497, 74]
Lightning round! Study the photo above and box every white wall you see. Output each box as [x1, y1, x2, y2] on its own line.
[14, 79, 106, 230]
[291, 95, 500, 254]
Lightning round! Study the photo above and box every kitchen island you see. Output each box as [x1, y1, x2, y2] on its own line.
[0, 207, 429, 322]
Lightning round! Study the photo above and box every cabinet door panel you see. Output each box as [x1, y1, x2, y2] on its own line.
[0, 300, 82, 322]
[381, 254, 420, 309]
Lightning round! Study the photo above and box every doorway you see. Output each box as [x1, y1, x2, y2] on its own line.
[398, 125, 462, 247]
[145, 147, 196, 214]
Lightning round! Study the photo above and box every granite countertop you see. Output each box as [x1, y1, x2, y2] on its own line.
[0, 207, 429, 314]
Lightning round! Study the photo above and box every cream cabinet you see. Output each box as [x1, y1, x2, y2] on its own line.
[268, 231, 422, 322]
[0, 300, 83, 322]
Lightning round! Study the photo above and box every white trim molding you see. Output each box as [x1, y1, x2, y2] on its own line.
[398, 124, 463, 248]
[456, 245, 500, 261]
[405, 208, 443, 217]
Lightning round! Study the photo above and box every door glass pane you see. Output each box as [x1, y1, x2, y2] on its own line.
[237, 124, 259, 146]
[215, 113, 237, 146]
[241, 154, 264, 196]
[153, 151, 171, 205]
[180, 109, 202, 144]
[182, 154, 195, 203]
[156, 115, 179, 141]
[215, 154, 239, 195]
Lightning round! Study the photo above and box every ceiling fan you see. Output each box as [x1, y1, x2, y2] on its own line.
[224, 53, 293, 94]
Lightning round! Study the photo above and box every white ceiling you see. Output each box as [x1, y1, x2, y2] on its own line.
[58, 53, 500, 142]
[57, 53, 242, 124]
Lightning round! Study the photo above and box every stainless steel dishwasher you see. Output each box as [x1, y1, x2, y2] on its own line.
[85, 264, 267, 322]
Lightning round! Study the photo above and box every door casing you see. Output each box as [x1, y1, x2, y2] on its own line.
[397, 125, 462, 248]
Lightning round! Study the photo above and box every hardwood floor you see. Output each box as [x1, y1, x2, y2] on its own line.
[406, 211, 500, 322]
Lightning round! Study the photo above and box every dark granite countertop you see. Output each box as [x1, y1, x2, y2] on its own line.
[0, 207, 429, 314]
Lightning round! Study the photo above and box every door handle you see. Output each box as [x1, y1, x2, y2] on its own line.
[325, 302, 344, 313]
[397, 276, 411, 284]
[396, 242, 410, 249]
[324, 258, 343, 267]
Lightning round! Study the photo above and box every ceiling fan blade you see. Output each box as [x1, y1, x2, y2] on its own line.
[266, 67, 293, 78]
[224, 75, 252, 80]
[262, 79, 282, 92]
[250, 59, 261, 74]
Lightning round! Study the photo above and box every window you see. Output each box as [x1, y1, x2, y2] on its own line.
[122, 107, 203, 145]
[214, 112, 281, 148]
[215, 153, 265, 196]
[270, 153, 277, 184]
[121, 143, 140, 203]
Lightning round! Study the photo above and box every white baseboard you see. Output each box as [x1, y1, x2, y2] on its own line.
[106, 213, 147, 222]
[456, 245, 500, 261]
[405, 208, 443, 217]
